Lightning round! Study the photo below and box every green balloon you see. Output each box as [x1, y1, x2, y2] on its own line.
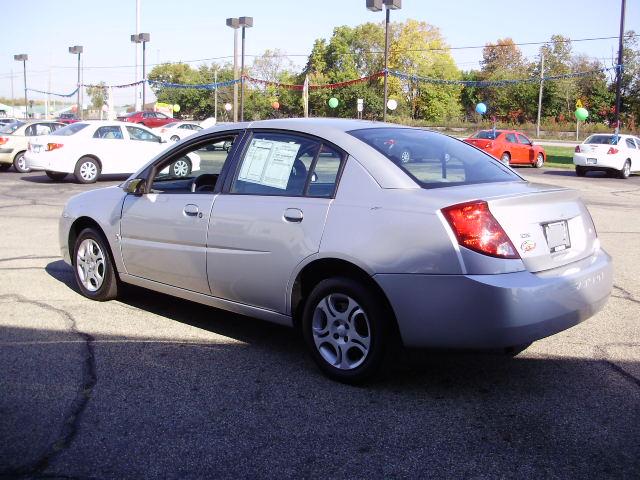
[328, 97, 339, 108]
[575, 107, 588, 121]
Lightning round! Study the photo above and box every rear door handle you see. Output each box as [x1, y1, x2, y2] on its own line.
[183, 204, 200, 217]
[283, 208, 303, 223]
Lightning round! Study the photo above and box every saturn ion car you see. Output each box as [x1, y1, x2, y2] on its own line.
[59, 118, 612, 382]
[573, 133, 640, 179]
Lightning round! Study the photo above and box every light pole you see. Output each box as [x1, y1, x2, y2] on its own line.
[14, 54, 28, 119]
[69, 46, 84, 119]
[614, 0, 626, 133]
[131, 33, 151, 109]
[238, 16, 253, 122]
[226, 18, 240, 122]
[366, 0, 401, 122]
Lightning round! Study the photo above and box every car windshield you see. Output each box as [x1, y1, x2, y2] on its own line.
[0, 121, 24, 134]
[349, 128, 522, 189]
[585, 134, 618, 145]
[473, 130, 501, 140]
[51, 123, 89, 136]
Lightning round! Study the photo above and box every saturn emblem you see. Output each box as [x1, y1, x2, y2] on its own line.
[521, 240, 536, 252]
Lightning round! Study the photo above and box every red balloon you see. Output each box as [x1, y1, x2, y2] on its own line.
[271, 101, 280, 110]
[70, 105, 78, 113]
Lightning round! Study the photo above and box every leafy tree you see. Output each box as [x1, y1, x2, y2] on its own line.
[86, 82, 107, 111]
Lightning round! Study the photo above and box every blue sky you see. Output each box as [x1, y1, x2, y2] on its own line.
[1, 0, 638, 107]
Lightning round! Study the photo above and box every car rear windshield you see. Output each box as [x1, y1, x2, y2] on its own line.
[585, 134, 618, 145]
[472, 130, 502, 140]
[52, 123, 89, 136]
[0, 121, 24, 134]
[349, 128, 522, 189]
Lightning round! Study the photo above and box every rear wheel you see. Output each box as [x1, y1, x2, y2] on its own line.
[500, 152, 511, 166]
[399, 148, 412, 164]
[73, 228, 119, 301]
[618, 160, 631, 179]
[74, 156, 101, 183]
[170, 158, 192, 177]
[575, 166, 587, 177]
[13, 151, 29, 173]
[302, 277, 390, 383]
[45, 170, 68, 181]
[170, 135, 180, 142]
[534, 153, 544, 168]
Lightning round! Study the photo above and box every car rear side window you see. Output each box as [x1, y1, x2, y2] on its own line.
[93, 126, 123, 139]
[349, 128, 521, 189]
[52, 123, 89, 136]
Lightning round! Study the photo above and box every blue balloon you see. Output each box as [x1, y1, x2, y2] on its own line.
[476, 102, 487, 114]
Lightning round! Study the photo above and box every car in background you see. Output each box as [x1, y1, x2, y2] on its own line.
[155, 121, 203, 142]
[57, 118, 611, 383]
[24, 121, 199, 183]
[56, 113, 80, 124]
[0, 118, 18, 127]
[464, 130, 546, 168]
[0, 120, 66, 172]
[117, 111, 176, 128]
[573, 133, 640, 179]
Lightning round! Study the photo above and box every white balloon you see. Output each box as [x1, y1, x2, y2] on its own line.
[387, 99, 398, 111]
[224, 103, 232, 112]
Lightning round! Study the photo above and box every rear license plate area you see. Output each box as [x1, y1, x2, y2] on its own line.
[586, 158, 597, 165]
[544, 220, 571, 253]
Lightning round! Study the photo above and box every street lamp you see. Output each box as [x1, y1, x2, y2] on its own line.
[238, 16, 253, 122]
[131, 33, 151, 110]
[68, 46, 84, 119]
[366, 0, 401, 122]
[226, 17, 240, 122]
[13, 54, 28, 119]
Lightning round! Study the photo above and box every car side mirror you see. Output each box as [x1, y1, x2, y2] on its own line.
[122, 178, 145, 195]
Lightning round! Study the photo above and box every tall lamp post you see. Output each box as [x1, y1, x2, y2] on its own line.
[131, 33, 151, 109]
[614, 0, 626, 133]
[226, 18, 240, 122]
[68, 46, 84, 119]
[366, 0, 401, 122]
[238, 16, 253, 122]
[13, 54, 28, 119]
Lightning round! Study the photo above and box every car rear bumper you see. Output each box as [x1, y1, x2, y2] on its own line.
[0, 149, 14, 162]
[374, 248, 612, 348]
[573, 154, 622, 170]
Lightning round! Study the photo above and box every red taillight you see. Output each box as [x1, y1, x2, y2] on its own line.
[46, 143, 64, 151]
[0, 137, 8, 145]
[606, 147, 618, 154]
[575, 145, 581, 153]
[441, 200, 520, 259]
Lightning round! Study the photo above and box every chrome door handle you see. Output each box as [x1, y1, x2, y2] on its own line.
[183, 204, 200, 217]
[283, 208, 303, 223]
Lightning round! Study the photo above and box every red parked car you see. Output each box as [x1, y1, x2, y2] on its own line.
[464, 130, 546, 167]
[56, 113, 80, 125]
[117, 111, 176, 128]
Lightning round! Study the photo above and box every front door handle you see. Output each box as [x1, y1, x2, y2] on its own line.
[183, 204, 200, 217]
[283, 208, 303, 223]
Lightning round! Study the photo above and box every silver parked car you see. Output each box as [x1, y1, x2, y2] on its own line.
[59, 118, 612, 382]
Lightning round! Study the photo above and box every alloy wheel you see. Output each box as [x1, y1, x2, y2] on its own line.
[76, 238, 106, 292]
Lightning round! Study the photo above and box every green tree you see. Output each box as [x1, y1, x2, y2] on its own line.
[86, 82, 107, 111]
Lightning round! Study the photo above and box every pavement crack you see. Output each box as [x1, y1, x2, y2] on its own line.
[612, 284, 640, 305]
[0, 294, 97, 478]
[593, 343, 640, 389]
[0, 255, 60, 263]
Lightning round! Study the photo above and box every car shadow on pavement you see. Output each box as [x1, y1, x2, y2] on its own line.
[21, 173, 130, 184]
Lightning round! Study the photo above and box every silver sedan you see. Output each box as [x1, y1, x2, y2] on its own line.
[59, 118, 613, 383]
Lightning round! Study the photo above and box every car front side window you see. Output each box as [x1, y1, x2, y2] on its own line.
[126, 126, 160, 143]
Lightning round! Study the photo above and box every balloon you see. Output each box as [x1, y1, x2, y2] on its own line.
[387, 99, 398, 111]
[173, 104, 180, 113]
[71, 105, 78, 113]
[328, 97, 339, 108]
[224, 103, 232, 112]
[271, 101, 280, 110]
[575, 107, 589, 121]
[475, 102, 487, 115]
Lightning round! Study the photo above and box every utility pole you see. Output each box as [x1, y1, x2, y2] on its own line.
[134, 0, 141, 110]
[10, 69, 14, 117]
[536, 52, 545, 138]
[214, 67, 218, 122]
[226, 18, 240, 122]
[614, 0, 626, 133]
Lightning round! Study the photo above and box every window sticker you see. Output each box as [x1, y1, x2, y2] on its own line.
[238, 138, 301, 190]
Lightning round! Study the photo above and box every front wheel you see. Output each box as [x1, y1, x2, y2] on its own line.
[170, 158, 192, 177]
[45, 170, 68, 181]
[302, 277, 390, 383]
[534, 153, 544, 168]
[13, 151, 29, 173]
[170, 135, 180, 142]
[618, 160, 631, 179]
[500, 152, 511, 166]
[74, 156, 101, 183]
[73, 228, 119, 301]
[575, 166, 587, 177]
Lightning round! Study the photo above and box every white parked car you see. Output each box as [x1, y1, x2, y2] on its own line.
[24, 121, 200, 183]
[573, 133, 640, 179]
[155, 121, 202, 142]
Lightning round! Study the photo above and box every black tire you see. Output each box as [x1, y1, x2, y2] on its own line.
[72, 228, 119, 301]
[45, 170, 68, 181]
[170, 135, 180, 142]
[534, 153, 544, 168]
[0, 163, 11, 172]
[12, 151, 29, 173]
[170, 158, 192, 177]
[74, 156, 101, 183]
[500, 152, 511, 166]
[575, 166, 587, 177]
[302, 277, 391, 384]
[618, 160, 631, 179]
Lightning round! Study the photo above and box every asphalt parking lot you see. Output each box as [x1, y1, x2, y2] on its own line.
[0, 167, 638, 479]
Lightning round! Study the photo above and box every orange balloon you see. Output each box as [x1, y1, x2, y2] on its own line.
[272, 101, 280, 110]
